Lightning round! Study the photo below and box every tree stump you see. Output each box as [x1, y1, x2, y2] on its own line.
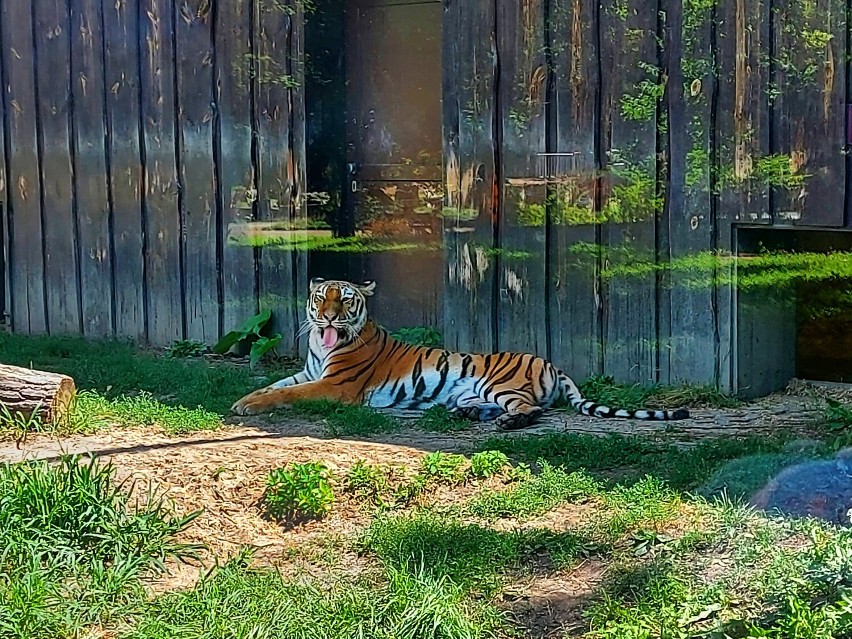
[0, 364, 77, 425]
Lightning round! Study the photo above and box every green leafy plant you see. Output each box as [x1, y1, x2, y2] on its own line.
[418, 452, 468, 485]
[469, 450, 509, 479]
[213, 309, 283, 369]
[164, 339, 207, 358]
[390, 327, 443, 348]
[264, 462, 335, 523]
[823, 399, 852, 433]
[345, 460, 396, 508]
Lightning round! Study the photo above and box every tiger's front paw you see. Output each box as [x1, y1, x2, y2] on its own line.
[231, 389, 277, 416]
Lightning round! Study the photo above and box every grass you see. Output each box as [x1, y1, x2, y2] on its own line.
[469, 461, 602, 519]
[128, 552, 504, 639]
[578, 374, 742, 410]
[5, 334, 852, 636]
[289, 399, 401, 437]
[0, 455, 199, 639]
[475, 431, 812, 493]
[0, 332, 300, 436]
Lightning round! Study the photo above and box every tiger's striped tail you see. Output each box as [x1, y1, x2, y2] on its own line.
[557, 371, 689, 421]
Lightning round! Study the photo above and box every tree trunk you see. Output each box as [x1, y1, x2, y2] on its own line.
[0, 364, 77, 424]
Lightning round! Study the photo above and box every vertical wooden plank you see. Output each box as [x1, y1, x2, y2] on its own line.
[1, 2, 47, 334]
[496, 0, 548, 356]
[254, 0, 299, 353]
[442, 0, 498, 354]
[175, 0, 219, 344]
[661, 0, 718, 384]
[140, 0, 183, 345]
[547, 0, 602, 380]
[715, 0, 771, 391]
[71, 0, 114, 337]
[103, 0, 145, 340]
[290, 4, 308, 357]
[599, 0, 660, 384]
[34, 0, 82, 335]
[216, 0, 258, 335]
[771, 0, 846, 227]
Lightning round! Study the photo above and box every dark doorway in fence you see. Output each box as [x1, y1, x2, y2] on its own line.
[305, 0, 444, 333]
[735, 227, 852, 398]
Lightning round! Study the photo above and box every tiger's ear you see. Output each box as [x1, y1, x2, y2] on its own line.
[309, 277, 325, 290]
[357, 280, 376, 297]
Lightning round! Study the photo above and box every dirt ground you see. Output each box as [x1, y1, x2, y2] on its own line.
[0, 381, 842, 636]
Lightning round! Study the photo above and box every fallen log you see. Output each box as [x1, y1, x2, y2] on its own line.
[0, 364, 76, 425]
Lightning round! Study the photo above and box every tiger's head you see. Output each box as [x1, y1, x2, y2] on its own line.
[306, 277, 376, 350]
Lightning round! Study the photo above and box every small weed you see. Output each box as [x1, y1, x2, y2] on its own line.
[469, 450, 509, 479]
[164, 339, 207, 358]
[390, 326, 443, 347]
[264, 462, 335, 523]
[469, 461, 602, 520]
[290, 399, 401, 436]
[416, 406, 472, 433]
[822, 399, 852, 432]
[419, 452, 468, 485]
[345, 460, 392, 505]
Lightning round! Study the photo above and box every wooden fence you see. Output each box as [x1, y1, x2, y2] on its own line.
[1, 0, 850, 393]
[439, 0, 850, 392]
[0, 0, 307, 347]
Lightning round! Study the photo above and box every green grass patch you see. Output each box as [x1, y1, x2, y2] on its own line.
[289, 399, 402, 436]
[578, 374, 741, 410]
[127, 551, 504, 639]
[469, 461, 602, 520]
[362, 511, 594, 596]
[415, 405, 472, 433]
[0, 455, 199, 639]
[476, 431, 800, 493]
[0, 333, 301, 436]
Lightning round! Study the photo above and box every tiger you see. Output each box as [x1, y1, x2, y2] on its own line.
[230, 278, 690, 430]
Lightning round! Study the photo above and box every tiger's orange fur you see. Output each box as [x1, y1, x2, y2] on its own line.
[231, 278, 689, 430]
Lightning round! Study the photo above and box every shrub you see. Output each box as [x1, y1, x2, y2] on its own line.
[346, 460, 392, 503]
[264, 462, 335, 523]
[419, 452, 468, 485]
[469, 450, 509, 479]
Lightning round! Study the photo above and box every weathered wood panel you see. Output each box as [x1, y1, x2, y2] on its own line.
[254, 0, 299, 352]
[0, 44, 6, 324]
[290, 5, 309, 358]
[599, 0, 660, 384]
[103, 0, 145, 340]
[1, 1, 47, 334]
[771, 0, 846, 227]
[661, 0, 718, 385]
[140, 0, 183, 345]
[70, 0, 114, 337]
[715, 0, 771, 392]
[547, 0, 601, 380]
[175, 0, 219, 344]
[496, 0, 548, 357]
[216, 0, 258, 335]
[34, 0, 82, 335]
[442, 0, 498, 354]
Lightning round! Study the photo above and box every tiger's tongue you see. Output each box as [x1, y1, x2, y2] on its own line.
[322, 326, 338, 349]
